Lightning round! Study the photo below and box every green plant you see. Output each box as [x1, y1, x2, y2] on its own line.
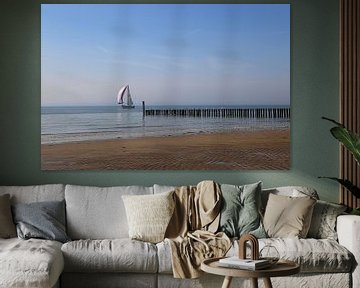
[319, 117, 360, 199]
[352, 207, 360, 215]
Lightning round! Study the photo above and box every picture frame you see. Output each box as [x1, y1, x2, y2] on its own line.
[41, 4, 290, 170]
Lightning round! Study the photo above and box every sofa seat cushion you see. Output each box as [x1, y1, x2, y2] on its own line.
[0, 238, 64, 288]
[260, 238, 353, 272]
[61, 239, 158, 273]
[231, 238, 353, 273]
[157, 238, 353, 274]
[156, 240, 173, 274]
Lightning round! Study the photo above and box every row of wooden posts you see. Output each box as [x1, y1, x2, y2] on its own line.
[143, 106, 290, 119]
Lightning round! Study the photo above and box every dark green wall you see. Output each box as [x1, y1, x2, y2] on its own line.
[0, 0, 340, 202]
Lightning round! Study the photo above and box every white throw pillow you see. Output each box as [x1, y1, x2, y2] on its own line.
[122, 191, 175, 243]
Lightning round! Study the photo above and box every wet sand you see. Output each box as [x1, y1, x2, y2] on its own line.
[41, 129, 290, 170]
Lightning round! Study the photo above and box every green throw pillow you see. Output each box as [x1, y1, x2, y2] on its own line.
[218, 182, 266, 238]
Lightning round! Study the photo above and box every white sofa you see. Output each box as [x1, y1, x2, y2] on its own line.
[0, 183, 359, 288]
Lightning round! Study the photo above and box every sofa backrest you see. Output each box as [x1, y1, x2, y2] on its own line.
[0, 183, 320, 240]
[261, 186, 319, 212]
[65, 184, 153, 240]
[153, 184, 176, 194]
[0, 184, 65, 204]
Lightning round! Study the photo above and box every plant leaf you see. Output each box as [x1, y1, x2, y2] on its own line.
[322, 116, 345, 128]
[330, 126, 360, 165]
[318, 177, 360, 198]
[351, 208, 360, 215]
[322, 117, 360, 165]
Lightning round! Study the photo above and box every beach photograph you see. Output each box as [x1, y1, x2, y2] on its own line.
[41, 4, 290, 170]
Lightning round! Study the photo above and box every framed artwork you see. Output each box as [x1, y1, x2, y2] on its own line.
[41, 4, 290, 170]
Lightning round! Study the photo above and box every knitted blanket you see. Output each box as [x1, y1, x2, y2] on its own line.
[165, 180, 231, 278]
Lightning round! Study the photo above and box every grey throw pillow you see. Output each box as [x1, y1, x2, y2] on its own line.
[218, 182, 266, 238]
[12, 200, 70, 243]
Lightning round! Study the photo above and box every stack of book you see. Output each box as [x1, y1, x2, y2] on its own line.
[218, 257, 271, 270]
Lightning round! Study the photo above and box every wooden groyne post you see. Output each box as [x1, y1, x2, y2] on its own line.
[144, 107, 290, 119]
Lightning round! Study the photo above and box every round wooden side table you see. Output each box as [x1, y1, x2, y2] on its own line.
[201, 257, 300, 288]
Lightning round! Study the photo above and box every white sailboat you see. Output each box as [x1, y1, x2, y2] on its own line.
[117, 84, 135, 109]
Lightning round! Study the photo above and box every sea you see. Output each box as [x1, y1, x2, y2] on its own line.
[41, 105, 290, 144]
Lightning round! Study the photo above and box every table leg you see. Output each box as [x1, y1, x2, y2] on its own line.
[251, 278, 258, 288]
[221, 276, 233, 288]
[263, 277, 273, 288]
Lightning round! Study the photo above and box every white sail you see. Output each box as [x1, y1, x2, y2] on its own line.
[117, 85, 129, 104]
[117, 85, 135, 108]
[126, 91, 133, 106]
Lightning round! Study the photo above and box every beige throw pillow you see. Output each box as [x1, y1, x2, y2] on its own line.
[0, 194, 17, 238]
[122, 191, 175, 243]
[263, 193, 316, 238]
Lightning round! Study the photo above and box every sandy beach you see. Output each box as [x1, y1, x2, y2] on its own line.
[41, 129, 290, 170]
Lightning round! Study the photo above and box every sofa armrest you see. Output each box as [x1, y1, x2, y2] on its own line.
[337, 215, 360, 288]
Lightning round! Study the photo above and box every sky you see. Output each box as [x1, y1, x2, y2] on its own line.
[41, 4, 290, 106]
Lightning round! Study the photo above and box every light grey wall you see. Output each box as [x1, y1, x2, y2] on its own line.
[0, 0, 340, 202]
